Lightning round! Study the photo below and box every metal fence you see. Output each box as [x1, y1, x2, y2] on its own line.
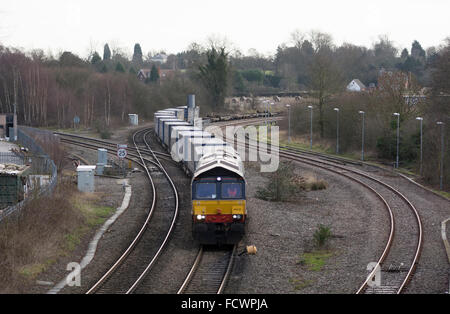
[0, 152, 24, 165]
[0, 126, 58, 222]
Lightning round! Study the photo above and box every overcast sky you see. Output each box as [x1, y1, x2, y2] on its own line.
[1, 0, 449, 58]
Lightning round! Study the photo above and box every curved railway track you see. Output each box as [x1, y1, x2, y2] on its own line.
[214, 120, 423, 294]
[59, 128, 179, 294]
[58, 115, 426, 294]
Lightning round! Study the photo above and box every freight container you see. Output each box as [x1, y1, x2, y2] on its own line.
[154, 113, 175, 133]
[156, 117, 179, 138]
[173, 130, 213, 162]
[169, 126, 201, 152]
[163, 121, 190, 148]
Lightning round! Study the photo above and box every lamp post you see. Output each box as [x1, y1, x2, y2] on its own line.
[416, 117, 423, 176]
[286, 104, 291, 143]
[359, 111, 365, 161]
[437, 121, 444, 190]
[334, 107, 339, 154]
[393, 113, 400, 169]
[308, 105, 313, 149]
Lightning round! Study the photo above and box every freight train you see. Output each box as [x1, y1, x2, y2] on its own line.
[153, 102, 246, 245]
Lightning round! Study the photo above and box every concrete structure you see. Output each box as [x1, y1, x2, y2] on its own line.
[98, 148, 108, 165]
[128, 114, 138, 126]
[77, 165, 96, 192]
[96, 148, 107, 175]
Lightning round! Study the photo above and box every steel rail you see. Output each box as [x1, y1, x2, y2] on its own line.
[222, 125, 423, 294]
[178, 245, 237, 294]
[125, 130, 180, 294]
[177, 246, 204, 294]
[272, 148, 423, 294]
[56, 131, 172, 158]
[59, 137, 175, 163]
[62, 130, 181, 293]
[84, 128, 158, 294]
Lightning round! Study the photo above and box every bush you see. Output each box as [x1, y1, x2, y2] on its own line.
[255, 161, 300, 202]
[313, 224, 332, 247]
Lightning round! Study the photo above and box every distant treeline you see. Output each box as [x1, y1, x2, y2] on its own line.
[0, 32, 448, 127]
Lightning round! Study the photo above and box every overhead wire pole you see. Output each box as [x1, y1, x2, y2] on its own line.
[437, 121, 444, 190]
[393, 113, 400, 169]
[334, 107, 339, 154]
[286, 104, 291, 143]
[416, 117, 423, 176]
[359, 111, 365, 161]
[308, 105, 313, 149]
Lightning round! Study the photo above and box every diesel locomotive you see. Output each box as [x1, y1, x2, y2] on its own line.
[153, 100, 246, 245]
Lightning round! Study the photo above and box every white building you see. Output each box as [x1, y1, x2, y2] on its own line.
[346, 79, 367, 92]
[150, 53, 168, 64]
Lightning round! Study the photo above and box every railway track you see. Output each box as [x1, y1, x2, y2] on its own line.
[214, 120, 423, 294]
[60, 128, 179, 294]
[58, 115, 425, 294]
[178, 245, 236, 294]
[56, 131, 174, 161]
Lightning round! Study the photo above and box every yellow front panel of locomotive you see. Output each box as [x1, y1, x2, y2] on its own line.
[192, 200, 246, 215]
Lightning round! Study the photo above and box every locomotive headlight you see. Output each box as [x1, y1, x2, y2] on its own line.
[197, 214, 205, 220]
[217, 177, 222, 181]
[233, 214, 242, 220]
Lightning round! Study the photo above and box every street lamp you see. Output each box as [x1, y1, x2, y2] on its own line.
[334, 108, 339, 154]
[393, 113, 400, 169]
[286, 104, 291, 143]
[416, 117, 423, 176]
[359, 111, 365, 161]
[437, 121, 444, 190]
[308, 105, 313, 149]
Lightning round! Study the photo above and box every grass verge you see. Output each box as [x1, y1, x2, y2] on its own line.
[0, 178, 116, 293]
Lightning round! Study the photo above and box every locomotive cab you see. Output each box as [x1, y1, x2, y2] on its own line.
[191, 167, 246, 245]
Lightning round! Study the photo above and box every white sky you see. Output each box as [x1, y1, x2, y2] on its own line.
[1, 0, 449, 58]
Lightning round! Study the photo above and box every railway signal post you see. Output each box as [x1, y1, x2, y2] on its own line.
[308, 105, 313, 149]
[359, 111, 365, 161]
[393, 113, 400, 169]
[416, 117, 423, 176]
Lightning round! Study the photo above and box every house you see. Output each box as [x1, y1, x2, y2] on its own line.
[347, 79, 367, 92]
[137, 69, 151, 81]
[150, 53, 168, 64]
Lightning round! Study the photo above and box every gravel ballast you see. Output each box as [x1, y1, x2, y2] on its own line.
[226, 161, 391, 294]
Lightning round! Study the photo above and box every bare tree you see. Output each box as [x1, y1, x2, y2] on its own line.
[308, 31, 343, 137]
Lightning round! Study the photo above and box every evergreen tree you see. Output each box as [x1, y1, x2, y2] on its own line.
[401, 48, 409, 59]
[115, 62, 125, 72]
[132, 43, 143, 66]
[103, 44, 111, 61]
[91, 51, 102, 64]
[198, 47, 230, 109]
[411, 40, 426, 61]
[149, 64, 159, 82]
